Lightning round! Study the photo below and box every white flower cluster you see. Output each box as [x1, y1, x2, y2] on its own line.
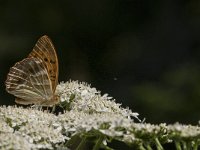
[0, 133, 32, 150]
[1, 81, 199, 149]
[131, 123, 200, 149]
[0, 106, 56, 128]
[167, 123, 200, 139]
[131, 123, 170, 146]
[55, 81, 141, 145]
[56, 81, 139, 119]
[0, 106, 137, 149]
[0, 106, 66, 149]
[0, 118, 13, 133]
[0, 81, 140, 149]
[58, 111, 136, 143]
[132, 123, 167, 135]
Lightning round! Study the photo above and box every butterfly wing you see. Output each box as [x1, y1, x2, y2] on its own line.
[5, 57, 53, 105]
[28, 35, 58, 93]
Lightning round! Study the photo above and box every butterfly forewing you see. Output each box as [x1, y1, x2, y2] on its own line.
[6, 58, 54, 105]
[28, 35, 58, 93]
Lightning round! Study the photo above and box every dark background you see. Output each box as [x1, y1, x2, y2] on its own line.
[1, 0, 200, 125]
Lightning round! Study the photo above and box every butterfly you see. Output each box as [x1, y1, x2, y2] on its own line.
[5, 35, 59, 106]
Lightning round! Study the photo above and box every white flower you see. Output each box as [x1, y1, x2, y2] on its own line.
[0, 80, 146, 149]
[0, 106, 66, 149]
[56, 81, 139, 120]
[0, 133, 32, 150]
[167, 123, 200, 139]
[0, 119, 13, 133]
[0, 106, 57, 128]
[58, 110, 136, 143]
[17, 122, 66, 149]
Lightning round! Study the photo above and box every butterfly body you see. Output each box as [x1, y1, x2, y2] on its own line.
[5, 35, 59, 106]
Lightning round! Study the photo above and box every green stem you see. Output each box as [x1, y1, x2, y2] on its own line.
[193, 142, 198, 150]
[145, 144, 153, 150]
[155, 138, 164, 150]
[174, 141, 182, 150]
[182, 141, 187, 150]
[187, 142, 193, 150]
[92, 135, 105, 150]
[76, 136, 87, 150]
[138, 145, 146, 150]
[102, 145, 114, 150]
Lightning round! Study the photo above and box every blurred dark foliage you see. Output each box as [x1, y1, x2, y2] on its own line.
[1, 0, 200, 126]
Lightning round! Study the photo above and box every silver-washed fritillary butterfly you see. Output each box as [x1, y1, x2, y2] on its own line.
[5, 35, 59, 106]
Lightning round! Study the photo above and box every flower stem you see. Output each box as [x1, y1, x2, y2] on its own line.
[174, 141, 182, 150]
[182, 141, 187, 150]
[193, 142, 198, 150]
[145, 144, 153, 150]
[155, 138, 164, 150]
[138, 145, 146, 150]
[92, 135, 105, 150]
[76, 136, 87, 150]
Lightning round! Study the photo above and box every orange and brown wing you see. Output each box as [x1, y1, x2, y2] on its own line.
[28, 35, 58, 92]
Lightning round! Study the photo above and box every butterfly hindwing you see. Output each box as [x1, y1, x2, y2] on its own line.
[5, 57, 53, 105]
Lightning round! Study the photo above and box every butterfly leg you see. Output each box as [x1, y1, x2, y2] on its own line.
[31, 105, 43, 111]
[52, 105, 56, 113]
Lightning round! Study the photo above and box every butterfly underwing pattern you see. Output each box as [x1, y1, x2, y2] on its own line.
[5, 35, 59, 106]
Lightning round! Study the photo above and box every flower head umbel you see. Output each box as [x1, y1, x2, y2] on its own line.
[0, 81, 141, 149]
[56, 81, 139, 120]
[0, 133, 32, 150]
[58, 110, 136, 143]
[1, 80, 200, 149]
[167, 123, 200, 140]
[0, 106, 65, 149]
[0, 106, 56, 128]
